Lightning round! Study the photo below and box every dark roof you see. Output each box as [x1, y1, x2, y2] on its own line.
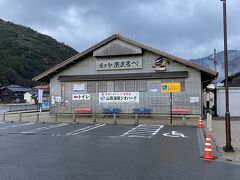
[2, 84, 31, 92]
[58, 71, 188, 82]
[221, 70, 240, 82]
[228, 70, 240, 79]
[33, 33, 218, 82]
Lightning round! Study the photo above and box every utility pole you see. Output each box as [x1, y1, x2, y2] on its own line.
[213, 48, 217, 72]
[221, 0, 234, 152]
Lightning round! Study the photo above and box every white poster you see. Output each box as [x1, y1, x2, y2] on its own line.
[51, 96, 55, 104]
[73, 84, 85, 92]
[190, 97, 199, 103]
[38, 89, 43, 103]
[72, 94, 90, 100]
[55, 96, 62, 103]
[99, 92, 139, 103]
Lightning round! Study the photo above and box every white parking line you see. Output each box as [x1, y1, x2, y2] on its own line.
[0, 123, 35, 130]
[66, 123, 106, 136]
[121, 124, 164, 138]
[21, 123, 68, 134]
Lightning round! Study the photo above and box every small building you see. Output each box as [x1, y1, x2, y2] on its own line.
[24, 87, 50, 104]
[33, 34, 217, 115]
[0, 84, 31, 103]
[24, 91, 37, 104]
[217, 70, 240, 117]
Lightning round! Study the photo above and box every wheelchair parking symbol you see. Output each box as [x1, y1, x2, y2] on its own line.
[163, 131, 188, 138]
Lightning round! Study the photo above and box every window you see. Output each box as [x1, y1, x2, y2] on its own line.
[98, 81, 107, 92]
[114, 81, 124, 92]
[136, 80, 147, 92]
[87, 81, 96, 93]
[125, 80, 135, 92]
[180, 80, 185, 91]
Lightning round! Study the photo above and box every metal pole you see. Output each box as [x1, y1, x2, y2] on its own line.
[18, 112, 22, 122]
[92, 112, 96, 124]
[73, 111, 76, 123]
[113, 113, 117, 125]
[170, 92, 173, 124]
[135, 113, 139, 126]
[221, 0, 234, 152]
[36, 112, 39, 123]
[2, 113, 5, 122]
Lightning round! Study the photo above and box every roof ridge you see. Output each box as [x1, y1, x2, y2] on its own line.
[33, 33, 218, 81]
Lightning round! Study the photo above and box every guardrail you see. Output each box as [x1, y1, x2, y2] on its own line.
[0, 104, 38, 113]
[0, 111, 201, 126]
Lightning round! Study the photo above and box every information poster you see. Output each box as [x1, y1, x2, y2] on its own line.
[72, 94, 90, 100]
[99, 92, 139, 103]
[73, 84, 85, 92]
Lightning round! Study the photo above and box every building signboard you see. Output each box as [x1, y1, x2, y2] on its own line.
[96, 58, 142, 71]
[73, 84, 85, 92]
[161, 83, 181, 93]
[72, 94, 90, 100]
[99, 92, 139, 103]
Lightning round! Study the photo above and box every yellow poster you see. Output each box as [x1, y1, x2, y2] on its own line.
[161, 83, 181, 93]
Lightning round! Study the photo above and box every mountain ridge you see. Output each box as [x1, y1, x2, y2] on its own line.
[0, 19, 78, 87]
[190, 50, 240, 82]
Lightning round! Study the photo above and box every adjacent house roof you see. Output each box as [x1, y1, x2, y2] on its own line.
[1, 84, 31, 93]
[221, 70, 240, 82]
[33, 33, 218, 82]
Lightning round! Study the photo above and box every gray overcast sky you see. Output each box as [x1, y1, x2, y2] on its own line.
[0, 0, 239, 59]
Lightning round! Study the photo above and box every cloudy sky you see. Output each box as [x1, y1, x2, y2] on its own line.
[0, 0, 239, 59]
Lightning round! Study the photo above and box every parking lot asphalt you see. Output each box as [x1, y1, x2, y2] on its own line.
[0, 122, 239, 180]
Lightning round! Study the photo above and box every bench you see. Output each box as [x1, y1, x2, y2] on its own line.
[74, 108, 92, 114]
[171, 108, 191, 125]
[132, 107, 152, 118]
[73, 108, 96, 123]
[132, 107, 152, 114]
[171, 108, 190, 115]
[102, 108, 121, 114]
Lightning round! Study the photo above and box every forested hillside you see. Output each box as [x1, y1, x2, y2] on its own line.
[0, 19, 78, 87]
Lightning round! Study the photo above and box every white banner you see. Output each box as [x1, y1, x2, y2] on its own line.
[99, 92, 139, 103]
[72, 94, 90, 100]
[38, 89, 43, 103]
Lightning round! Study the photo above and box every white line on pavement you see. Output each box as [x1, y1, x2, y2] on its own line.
[21, 123, 68, 134]
[121, 124, 164, 138]
[120, 125, 141, 137]
[66, 123, 106, 135]
[152, 125, 164, 135]
[0, 123, 35, 130]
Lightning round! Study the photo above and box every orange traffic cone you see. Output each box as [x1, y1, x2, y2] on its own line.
[200, 134, 216, 160]
[197, 117, 203, 128]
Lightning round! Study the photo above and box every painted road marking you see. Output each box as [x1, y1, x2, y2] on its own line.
[66, 123, 106, 136]
[163, 131, 188, 138]
[121, 124, 164, 138]
[21, 123, 68, 134]
[0, 123, 35, 130]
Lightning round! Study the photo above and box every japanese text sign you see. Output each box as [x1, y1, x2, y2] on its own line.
[72, 94, 91, 100]
[96, 58, 142, 71]
[99, 92, 139, 103]
[161, 83, 181, 93]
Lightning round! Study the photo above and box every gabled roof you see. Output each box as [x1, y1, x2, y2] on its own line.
[1, 84, 31, 92]
[221, 70, 240, 82]
[228, 70, 240, 79]
[33, 33, 218, 82]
